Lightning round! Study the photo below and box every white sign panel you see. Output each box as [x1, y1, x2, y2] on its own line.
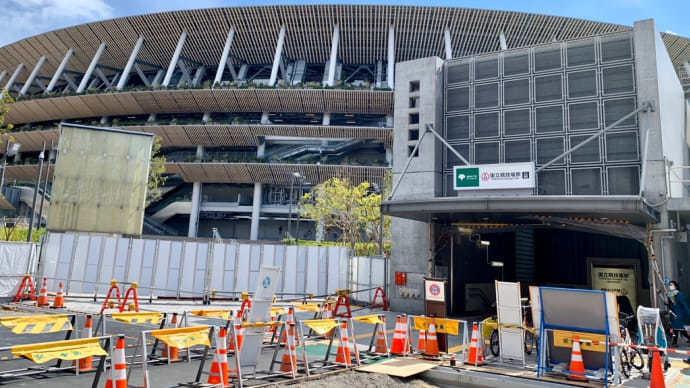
[454, 162, 535, 191]
[424, 279, 445, 302]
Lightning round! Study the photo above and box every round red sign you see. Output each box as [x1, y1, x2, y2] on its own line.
[481, 172, 490, 181]
[429, 284, 441, 296]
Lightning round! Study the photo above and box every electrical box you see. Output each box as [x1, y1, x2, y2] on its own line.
[395, 272, 407, 286]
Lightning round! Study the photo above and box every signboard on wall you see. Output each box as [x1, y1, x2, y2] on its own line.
[425, 279, 445, 302]
[48, 124, 153, 235]
[454, 162, 535, 190]
[591, 266, 637, 308]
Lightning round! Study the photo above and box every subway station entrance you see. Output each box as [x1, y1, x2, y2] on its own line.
[382, 195, 661, 316]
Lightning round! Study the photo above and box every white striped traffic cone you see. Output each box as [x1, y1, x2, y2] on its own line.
[37, 277, 49, 307]
[106, 335, 127, 388]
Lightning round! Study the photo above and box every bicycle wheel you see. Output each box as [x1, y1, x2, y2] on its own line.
[490, 330, 500, 357]
[630, 348, 644, 370]
[620, 350, 631, 378]
[524, 331, 536, 355]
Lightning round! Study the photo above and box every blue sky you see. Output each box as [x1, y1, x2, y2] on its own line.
[1, 0, 688, 47]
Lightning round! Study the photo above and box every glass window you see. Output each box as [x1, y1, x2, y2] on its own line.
[571, 168, 601, 195]
[534, 46, 561, 72]
[475, 142, 499, 164]
[602, 65, 634, 94]
[447, 62, 470, 84]
[409, 80, 420, 92]
[537, 170, 566, 195]
[606, 132, 638, 161]
[601, 35, 632, 62]
[604, 98, 636, 127]
[569, 102, 599, 130]
[474, 112, 499, 138]
[505, 140, 531, 163]
[504, 109, 531, 136]
[567, 40, 596, 67]
[475, 83, 498, 108]
[446, 174, 459, 197]
[567, 70, 597, 98]
[535, 106, 563, 133]
[446, 115, 470, 140]
[504, 79, 530, 106]
[535, 74, 562, 102]
[446, 87, 470, 112]
[475, 57, 498, 80]
[409, 97, 419, 108]
[503, 52, 529, 76]
[569, 135, 601, 163]
[536, 137, 564, 165]
[608, 166, 639, 195]
[408, 145, 419, 157]
[409, 129, 419, 141]
[447, 144, 470, 169]
[409, 113, 419, 125]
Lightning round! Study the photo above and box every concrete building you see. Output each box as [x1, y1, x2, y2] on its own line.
[384, 19, 690, 315]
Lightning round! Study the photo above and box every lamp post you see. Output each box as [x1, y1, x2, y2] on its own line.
[287, 172, 304, 240]
[37, 140, 53, 228]
[27, 142, 45, 242]
[0, 141, 21, 196]
[295, 177, 303, 244]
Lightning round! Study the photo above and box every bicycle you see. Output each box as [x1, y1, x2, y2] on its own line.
[487, 300, 536, 357]
[616, 312, 644, 378]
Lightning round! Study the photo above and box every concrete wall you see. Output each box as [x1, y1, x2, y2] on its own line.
[389, 57, 444, 314]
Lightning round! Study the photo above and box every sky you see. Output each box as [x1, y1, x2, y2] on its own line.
[1, 0, 689, 47]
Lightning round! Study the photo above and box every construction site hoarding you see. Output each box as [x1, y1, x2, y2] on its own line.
[48, 124, 153, 235]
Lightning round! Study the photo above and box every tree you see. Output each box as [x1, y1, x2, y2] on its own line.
[300, 177, 390, 253]
[0, 89, 14, 135]
[146, 135, 167, 206]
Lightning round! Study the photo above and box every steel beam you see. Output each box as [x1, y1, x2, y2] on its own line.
[327, 23, 340, 87]
[444, 28, 453, 59]
[162, 31, 188, 87]
[214, 29, 235, 86]
[46, 49, 73, 93]
[269, 25, 286, 86]
[77, 43, 106, 93]
[19, 56, 46, 96]
[116, 36, 144, 91]
[387, 24, 395, 89]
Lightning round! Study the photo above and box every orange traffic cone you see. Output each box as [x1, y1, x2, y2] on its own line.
[424, 318, 439, 357]
[77, 315, 94, 371]
[467, 323, 485, 365]
[281, 307, 299, 345]
[390, 316, 406, 355]
[37, 277, 49, 307]
[374, 315, 388, 354]
[105, 335, 127, 388]
[649, 350, 666, 388]
[567, 335, 587, 382]
[162, 313, 179, 361]
[335, 320, 352, 366]
[417, 318, 427, 354]
[52, 282, 65, 308]
[402, 314, 411, 353]
[208, 328, 229, 386]
[280, 323, 299, 374]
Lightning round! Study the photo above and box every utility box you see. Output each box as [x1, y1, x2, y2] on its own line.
[424, 277, 448, 352]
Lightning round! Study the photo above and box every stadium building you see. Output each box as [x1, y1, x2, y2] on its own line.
[0, 6, 689, 313]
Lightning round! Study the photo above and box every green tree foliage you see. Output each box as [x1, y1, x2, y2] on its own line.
[300, 177, 390, 254]
[0, 89, 14, 135]
[146, 135, 167, 206]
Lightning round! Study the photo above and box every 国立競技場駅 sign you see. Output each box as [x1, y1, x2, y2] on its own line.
[454, 162, 535, 191]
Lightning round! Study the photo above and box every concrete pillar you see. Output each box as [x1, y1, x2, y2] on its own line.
[214, 29, 235, 86]
[188, 144, 204, 238]
[322, 113, 330, 126]
[387, 24, 395, 89]
[386, 115, 393, 127]
[202, 112, 211, 123]
[444, 28, 453, 60]
[4, 63, 24, 91]
[327, 24, 339, 87]
[385, 147, 393, 166]
[250, 139, 266, 240]
[269, 26, 286, 87]
[100, 116, 109, 125]
[147, 113, 156, 122]
[117, 36, 144, 91]
[163, 31, 188, 87]
[261, 112, 271, 124]
[77, 43, 105, 93]
[151, 69, 164, 87]
[499, 30, 508, 51]
[46, 49, 73, 93]
[19, 56, 46, 96]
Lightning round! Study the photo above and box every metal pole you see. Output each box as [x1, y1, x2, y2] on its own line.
[27, 142, 45, 242]
[0, 140, 9, 196]
[388, 129, 428, 201]
[287, 176, 294, 238]
[37, 140, 52, 227]
[296, 178, 302, 243]
[424, 123, 470, 165]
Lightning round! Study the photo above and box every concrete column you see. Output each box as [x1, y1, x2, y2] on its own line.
[151, 69, 164, 87]
[327, 24, 339, 87]
[499, 30, 508, 51]
[444, 28, 453, 60]
[202, 112, 211, 123]
[214, 29, 235, 86]
[19, 56, 46, 96]
[117, 36, 144, 91]
[269, 26, 286, 87]
[0, 71, 6, 86]
[322, 113, 330, 126]
[4, 64, 25, 91]
[385, 147, 393, 166]
[147, 113, 156, 122]
[250, 139, 266, 240]
[77, 43, 105, 93]
[163, 31, 188, 87]
[387, 24, 395, 89]
[261, 112, 270, 124]
[46, 49, 73, 93]
[188, 144, 204, 238]
[386, 115, 393, 127]
[100, 116, 109, 125]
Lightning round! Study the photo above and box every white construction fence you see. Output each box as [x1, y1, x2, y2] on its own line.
[0, 241, 39, 299]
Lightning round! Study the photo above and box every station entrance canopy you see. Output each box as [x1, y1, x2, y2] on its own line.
[381, 196, 660, 242]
